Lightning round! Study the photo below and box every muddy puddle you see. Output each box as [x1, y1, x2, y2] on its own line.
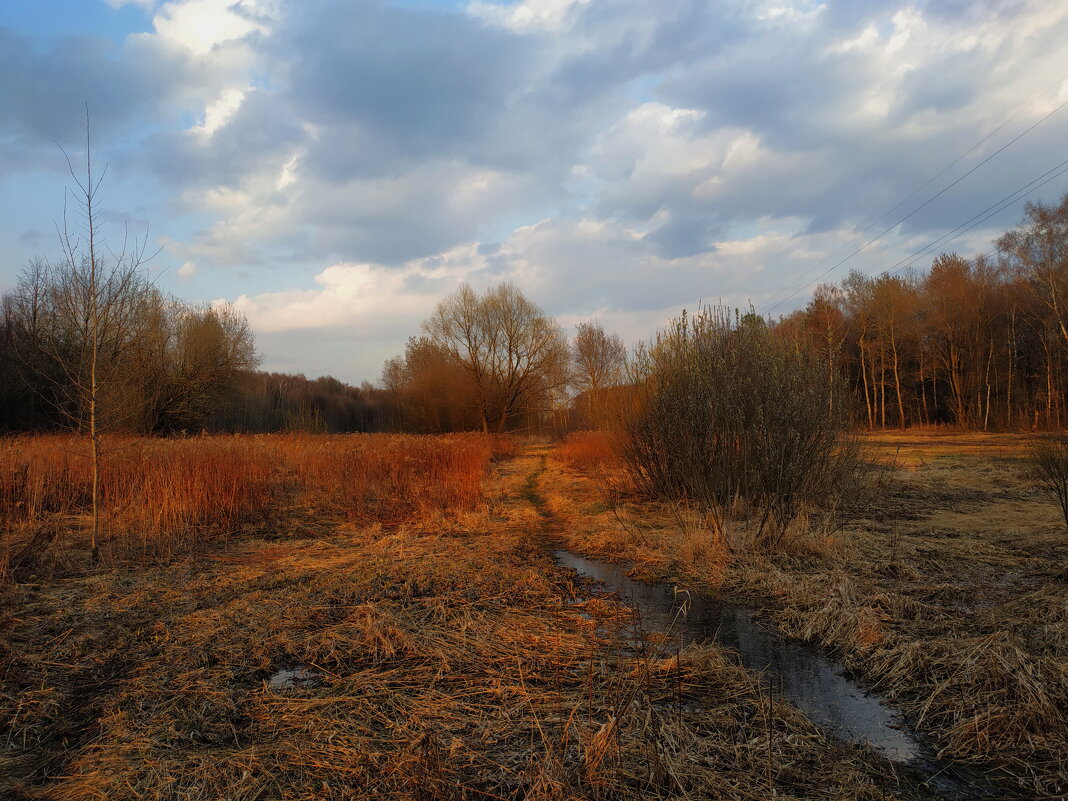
[554, 549, 1008, 800]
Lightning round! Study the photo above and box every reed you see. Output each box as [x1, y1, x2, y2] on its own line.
[0, 432, 500, 565]
[554, 430, 618, 472]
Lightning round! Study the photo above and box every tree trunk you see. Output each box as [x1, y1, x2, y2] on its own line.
[891, 331, 905, 428]
[919, 350, 929, 426]
[859, 338, 873, 428]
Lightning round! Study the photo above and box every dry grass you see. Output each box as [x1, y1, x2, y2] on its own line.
[547, 431, 1068, 799]
[554, 431, 618, 472]
[0, 433, 506, 572]
[0, 448, 908, 801]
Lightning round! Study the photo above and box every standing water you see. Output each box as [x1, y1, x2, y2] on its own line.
[554, 549, 1008, 800]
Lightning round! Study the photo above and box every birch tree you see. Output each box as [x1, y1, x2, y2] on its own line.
[18, 112, 158, 561]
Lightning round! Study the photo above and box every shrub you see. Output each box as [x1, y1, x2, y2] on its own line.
[615, 305, 866, 547]
[1026, 435, 1068, 530]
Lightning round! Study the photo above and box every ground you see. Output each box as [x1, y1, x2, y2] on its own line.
[1, 434, 1064, 800]
[541, 431, 1068, 800]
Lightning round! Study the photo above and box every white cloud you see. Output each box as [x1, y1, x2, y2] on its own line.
[221, 244, 486, 335]
[190, 87, 247, 138]
[177, 260, 198, 280]
[468, 0, 591, 33]
[152, 0, 268, 56]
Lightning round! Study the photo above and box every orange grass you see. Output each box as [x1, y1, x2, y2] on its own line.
[554, 430, 618, 471]
[0, 433, 503, 563]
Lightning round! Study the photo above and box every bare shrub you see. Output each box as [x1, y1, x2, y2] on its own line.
[616, 305, 868, 548]
[1026, 435, 1068, 530]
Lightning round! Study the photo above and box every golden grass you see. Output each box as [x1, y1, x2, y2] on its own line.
[0, 449, 904, 801]
[0, 433, 506, 570]
[547, 431, 1068, 799]
[553, 431, 619, 472]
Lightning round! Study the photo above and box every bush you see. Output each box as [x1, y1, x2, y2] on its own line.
[615, 306, 866, 546]
[1027, 436, 1068, 530]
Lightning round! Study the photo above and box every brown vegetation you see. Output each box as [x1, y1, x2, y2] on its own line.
[1, 445, 913, 801]
[0, 433, 505, 573]
[546, 431, 1068, 799]
[385, 283, 571, 434]
[1026, 434, 1068, 530]
[780, 194, 1068, 430]
[554, 431, 619, 472]
[616, 305, 869, 546]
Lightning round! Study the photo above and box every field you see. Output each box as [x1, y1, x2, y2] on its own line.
[544, 430, 1068, 799]
[1, 431, 1065, 799]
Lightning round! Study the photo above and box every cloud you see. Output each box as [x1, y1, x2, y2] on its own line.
[468, 0, 591, 33]
[152, 0, 268, 56]
[177, 260, 197, 279]
[4, 0, 1068, 383]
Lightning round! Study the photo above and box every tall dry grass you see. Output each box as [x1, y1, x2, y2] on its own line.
[0, 432, 507, 570]
[554, 430, 618, 472]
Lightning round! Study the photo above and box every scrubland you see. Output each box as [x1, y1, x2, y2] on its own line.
[2, 433, 923, 801]
[545, 430, 1068, 799]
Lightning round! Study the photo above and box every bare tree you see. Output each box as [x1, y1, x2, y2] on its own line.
[146, 302, 260, 432]
[1027, 436, 1068, 531]
[16, 111, 158, 561]
[998, 196, 1068, 347]
[571, 321, 626, 428]
[422, 283, 570, 433]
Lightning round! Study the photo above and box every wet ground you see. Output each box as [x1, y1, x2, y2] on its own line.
[555, 549, 1010, 801]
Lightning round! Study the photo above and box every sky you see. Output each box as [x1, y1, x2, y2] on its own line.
[2, 0, 1067, 384]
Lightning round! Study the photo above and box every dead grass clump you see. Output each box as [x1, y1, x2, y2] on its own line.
[870, 631, 1066, 795]
[772, 572, 891, 653]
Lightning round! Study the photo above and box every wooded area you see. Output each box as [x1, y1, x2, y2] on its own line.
[4, 193, 1068, 434]
[775, 194, 1068, 429]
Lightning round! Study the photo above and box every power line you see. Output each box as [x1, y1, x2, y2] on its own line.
[761, 90, 1068, 316]
[881, 158, 1068, 279]
[759, 73, 1068, 312]
[777, 157, 1068, 307]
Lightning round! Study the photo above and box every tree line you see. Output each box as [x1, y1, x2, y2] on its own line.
[0, 273, 390, 435]
[779, 194, 1068, 429]
[5, 165, 1065, 436]
[383, 193, 1068, 433]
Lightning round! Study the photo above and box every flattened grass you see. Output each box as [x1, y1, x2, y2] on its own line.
[2, 449, 911, 801]
[547, 432, 1068, 799]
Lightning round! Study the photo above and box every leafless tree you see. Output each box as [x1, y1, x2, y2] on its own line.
[422, 283, 570, 433]
[999, 196, 1068, 347]
[571, 321, 626, 428]
[1027, 435, 1068, 531]
[16, 111, 158, 560]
